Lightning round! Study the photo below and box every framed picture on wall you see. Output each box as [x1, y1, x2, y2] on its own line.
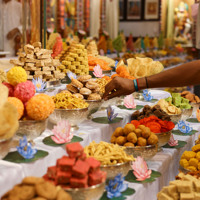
[119, 0, 124, 20]
[144, 0, 159, 20]
[127, 0, 141, 20]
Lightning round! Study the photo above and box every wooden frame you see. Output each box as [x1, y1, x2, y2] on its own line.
[144, 0, 159, 20]
[120, 0, 161, 22]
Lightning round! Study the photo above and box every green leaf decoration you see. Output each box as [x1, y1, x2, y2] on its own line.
[125, 170, 161, 183]
[89, 107, 99, 116]
[186, 118, 200, 123]
[162, 140, 187, 149]
[172, 129, 198, 136]
[100, 187, 135, 200]
[117, 105, 144, 111]
[141, 99, 158, 103]
[92, 117, 123, 124]
[3, 150, 48, 163]
[42, 135, 83, 147]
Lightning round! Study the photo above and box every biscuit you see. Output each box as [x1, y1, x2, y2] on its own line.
[56, 189, 72, 200]
[66, 84, 79, 93]
[35, 182, 57, 200]
[86, 81, 99, 90]
[77, 75, 92, 83]
[19, 185, 35, 200]
[80, 88, 92, 95]
[87, 93, 101, 101]
[73, 93, 84, 99]
[71, 78, 83, 89]
[22, 177, 44, 185]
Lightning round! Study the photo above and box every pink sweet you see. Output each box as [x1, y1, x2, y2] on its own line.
[14, 81, 35, 103]
[2, 82, 14, 97]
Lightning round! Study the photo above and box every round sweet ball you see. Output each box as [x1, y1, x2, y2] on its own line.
[26, 94, 55, 120]
[123, 124, 135, 136]
[7, 66, 27, 86]
[7, 97, 24, 120]
[2, 82, 14, 97]
[14, 81, 35, 103]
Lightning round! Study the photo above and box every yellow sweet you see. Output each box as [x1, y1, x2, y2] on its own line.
[196, 152, 200, 161]
[198, 163, 200, 170]
[192, 144, 200, 152]
[7, 66, 27, 86]
[181, 151, 196, 161]
[186, 166, 197, 172]
[180, 159, 189, 169]
[188, 158, 199, 168]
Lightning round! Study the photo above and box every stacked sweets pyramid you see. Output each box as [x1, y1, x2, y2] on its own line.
[10, 42, 65, 81]
[58, 43, 89, 76]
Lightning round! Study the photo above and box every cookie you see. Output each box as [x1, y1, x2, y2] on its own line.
[71, 78, 83, 89]
[35, 182, 57, 200]
[87, 93, 101, 101]
[22, 177, 44, 185]
[73, 93, 84, 99]
[80, 88, 92, 95]
[66, 84, 79, 93]
[77, 75, 92, 83]
[56, 189, 72, 200]
[86, 81, 99, 90]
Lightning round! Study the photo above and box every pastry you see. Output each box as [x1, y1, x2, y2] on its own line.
[73, 93, 84, 99]
[71, 78, 83, 89]
[80, 88, 92, 95]
[66, 84, 79, 93]
[85, 81, 99, 90]
[87, 93, 101, 101]
[77, 75, 92, 82]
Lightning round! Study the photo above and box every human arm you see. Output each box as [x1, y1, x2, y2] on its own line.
[103, 60, 200, 100]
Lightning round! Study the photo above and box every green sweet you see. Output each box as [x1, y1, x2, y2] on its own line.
[180, 103, 191, 109]
[173, 97, 182, 107]
[182, 98, 190, 104]
[171, 93, 181, 98]
[165, 97, 172, 102]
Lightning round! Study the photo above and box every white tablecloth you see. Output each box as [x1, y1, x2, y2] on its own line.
[0, 89, 199, 200]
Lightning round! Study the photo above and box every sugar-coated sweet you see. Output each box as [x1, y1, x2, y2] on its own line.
[2, 82, 14, 97]
[7, 66, 27, 86]
[66, 142, 84, 158]
[7, 97, 24, 120]
[14, 80, 35, 103]
[26, 94, 55, 120]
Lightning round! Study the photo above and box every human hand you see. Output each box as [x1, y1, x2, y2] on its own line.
[7, 28, 19, 40]
[103, 77, 135, 100]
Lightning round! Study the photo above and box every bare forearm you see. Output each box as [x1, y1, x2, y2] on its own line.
[138, 60, 200, 90]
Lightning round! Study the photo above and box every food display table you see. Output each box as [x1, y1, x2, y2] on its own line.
[0, 89, 199, 199]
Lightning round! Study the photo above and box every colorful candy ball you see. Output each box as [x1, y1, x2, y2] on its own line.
[26, 94, 55, 120]
[2, 82, 14, 97]
[14, 81, 35, 103]
[7, 66, 27, 86]
[7, 97, 24, 120]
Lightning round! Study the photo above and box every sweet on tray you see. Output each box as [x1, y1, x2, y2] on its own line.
[43, 142, 106, 188]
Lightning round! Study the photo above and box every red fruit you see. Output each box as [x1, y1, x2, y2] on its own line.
[2, 82, 14, 97]
[14, 81, 35, 103]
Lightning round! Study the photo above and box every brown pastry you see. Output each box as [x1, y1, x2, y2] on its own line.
[80, 87, 92, 95]
[71, 78, 83, 89]
[73, 93, 84, 99]
[87, 93, 101, 100]
[66, 84, 79, 93]
[86, 81, 99, 90]
[77, 75, 92, 82]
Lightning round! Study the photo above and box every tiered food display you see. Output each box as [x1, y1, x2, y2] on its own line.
[10, 42, 65, 82]
[59, 43, 89, 76]
[110, 123, 158, 147]
[180, 144, 200, 172]
[87, 40, 99, 57]
[65, 75, 102, 101]
[44, 143, 106, 188]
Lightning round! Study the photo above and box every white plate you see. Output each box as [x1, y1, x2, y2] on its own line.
[149, 89, 171, 100]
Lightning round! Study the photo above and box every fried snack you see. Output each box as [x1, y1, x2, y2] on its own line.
[73, 93, 84, 99]
[127, 132, 137, 143]
[181, 91, 200, 103]
[156, 99, 181, 115]
[77, 75, 92, 82]
[86, 81, 99, 90]
[113, 127, 124, 137]
[96, 78, 111, 95]
[123, 124, 135, 136]
[71, 78, 83, 89]
[127, 57, 164, 78]
[192, 144, 200, 153]
[66, 84, 79, 93]
[80, 88, 92, 95]
[137, 137, 147, 146]
[87, 93, 101, 101]
[116, 136, 127, 145]
[84, 141, 134, 165]
[53, 92, 88, 109]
